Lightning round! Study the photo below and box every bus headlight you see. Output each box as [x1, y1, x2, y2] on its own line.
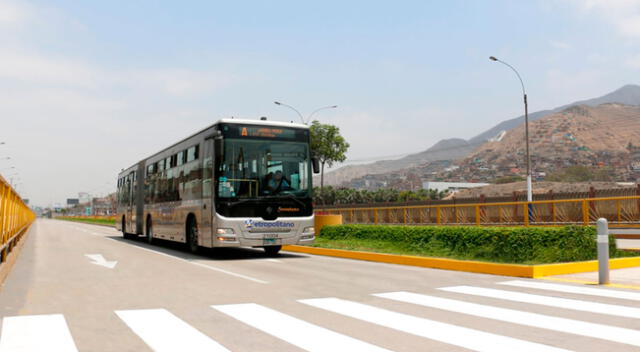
[302, 226, 315, 235]
[216, 228, 237, 242]
[217, 228, 235, 235]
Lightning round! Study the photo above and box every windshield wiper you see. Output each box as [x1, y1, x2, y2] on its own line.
[264, 193, 307, 209]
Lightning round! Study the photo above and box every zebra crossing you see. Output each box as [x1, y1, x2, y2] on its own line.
[1, 280, 639, 351]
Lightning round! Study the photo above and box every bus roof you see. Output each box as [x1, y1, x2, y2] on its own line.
[118, 118, 309, 177]
[218, 118, 309, 129]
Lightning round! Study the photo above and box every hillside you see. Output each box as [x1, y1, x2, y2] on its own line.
[447, 103, 640, 182]
[323, 84, 640, 187]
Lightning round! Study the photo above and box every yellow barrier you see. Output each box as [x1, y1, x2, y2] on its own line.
[319, 195, 640, 227]
[0, 175, 35, 264]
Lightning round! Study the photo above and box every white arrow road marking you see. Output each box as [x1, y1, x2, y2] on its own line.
[85, 254, 118, 269]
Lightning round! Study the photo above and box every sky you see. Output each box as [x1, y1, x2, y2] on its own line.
[1, 0, 639, 206]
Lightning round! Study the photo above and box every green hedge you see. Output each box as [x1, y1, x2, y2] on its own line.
[318, 225, 636, 264]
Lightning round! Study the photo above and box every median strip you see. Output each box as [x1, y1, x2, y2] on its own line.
[282, 245, 640, 278]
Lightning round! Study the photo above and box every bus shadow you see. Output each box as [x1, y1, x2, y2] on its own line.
[108, 235, 310, 261]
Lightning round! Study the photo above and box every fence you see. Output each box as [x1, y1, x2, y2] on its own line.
[0, 175, 35, 263]
[318, 195, 640, 227]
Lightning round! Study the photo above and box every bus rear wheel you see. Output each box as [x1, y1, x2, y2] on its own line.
[263, 245, 282, 257]
[146, 217, 154, 244]
[122, 217, 132, 239]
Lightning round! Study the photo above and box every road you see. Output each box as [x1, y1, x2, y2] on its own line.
[1, 219, 640, 351]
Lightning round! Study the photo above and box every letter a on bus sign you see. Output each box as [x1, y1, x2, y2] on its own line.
[241, 127, 248, 136]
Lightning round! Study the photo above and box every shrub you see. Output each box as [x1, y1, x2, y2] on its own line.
[319, 225, 634, 264]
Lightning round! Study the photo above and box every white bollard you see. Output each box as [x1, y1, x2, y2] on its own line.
[596, 218, 610, 285]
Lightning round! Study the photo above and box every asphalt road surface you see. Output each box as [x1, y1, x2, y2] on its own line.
[1, 219, 640, 351]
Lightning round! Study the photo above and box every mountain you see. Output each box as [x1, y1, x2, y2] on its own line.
[449, 103, 640, 182]
[322, 84, 640, 187]
[319, 138, 474, 186]
[469, 84, 640, 144]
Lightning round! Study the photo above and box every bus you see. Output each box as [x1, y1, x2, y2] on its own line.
[116, 118, 319, 256]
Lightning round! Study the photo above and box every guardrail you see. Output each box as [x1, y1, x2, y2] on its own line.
[318, 195, 640, 227]
[0, 175, 35, 263]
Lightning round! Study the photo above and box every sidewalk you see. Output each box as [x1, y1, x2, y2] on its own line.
[548, 239, 640, 288]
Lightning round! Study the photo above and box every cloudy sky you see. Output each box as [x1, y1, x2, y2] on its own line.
[1, 0, 639, 206]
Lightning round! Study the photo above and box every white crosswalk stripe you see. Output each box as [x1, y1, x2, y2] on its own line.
[439, 285, 640, 319]
[375, 291, 640, 348]
[500, 280, 640, 300]
[2, 280, 640, 351]
[212, 303, 393, 352]
[115, 308, 230, 352]
[299, 297, 571, 352]
[0, 314, 78, 352]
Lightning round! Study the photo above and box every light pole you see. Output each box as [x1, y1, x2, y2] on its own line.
[274, 101, 338, 124]
[490, 56, 532, 202]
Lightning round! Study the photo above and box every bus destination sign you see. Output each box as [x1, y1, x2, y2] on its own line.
[219, 123, 308, 141]
[240, 127, 295, 139]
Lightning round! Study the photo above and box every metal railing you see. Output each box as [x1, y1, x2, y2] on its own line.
[0, 175, 35, 263]
[318, 195, 640, 227]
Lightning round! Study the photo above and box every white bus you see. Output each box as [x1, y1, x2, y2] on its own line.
[116, 118, 318, 256]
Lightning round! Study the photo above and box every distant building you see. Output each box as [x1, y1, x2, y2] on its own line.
[67, 198, 79, 207]
[422, 181, 490, 193]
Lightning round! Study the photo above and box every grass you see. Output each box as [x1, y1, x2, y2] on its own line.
[57, 217, 116, 227]
[312, 225, 639, 265]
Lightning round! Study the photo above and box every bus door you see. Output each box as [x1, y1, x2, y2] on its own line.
[126, 171, 135, 233]
[202, 138, 214, 245]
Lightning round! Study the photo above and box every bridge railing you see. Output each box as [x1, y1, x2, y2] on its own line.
[318, 195, 640, 227]
[0, 175, 35, 263]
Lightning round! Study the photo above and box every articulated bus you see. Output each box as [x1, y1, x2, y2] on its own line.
[116, 118, 319, 256]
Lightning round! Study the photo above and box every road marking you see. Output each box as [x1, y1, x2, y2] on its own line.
[375, 291, 640, 348]
[84, 254, 118, 269]
[115, 309, 230, 352]
[212, 303, 392, 352]
[265, 258, 282, 263]
[500, 280, 640, 300]
[81, 229, 268, 284]
[0, 314, 78, 352]
[299, 298, 570, 352]
[439, 285, 640, 319]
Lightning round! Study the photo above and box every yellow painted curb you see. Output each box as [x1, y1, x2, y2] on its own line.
[532, 257, 640, 277]
[282, 245, 534, 277]
[282, 245, 640, 279]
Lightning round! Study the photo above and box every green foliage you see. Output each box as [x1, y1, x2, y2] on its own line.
[309, 120, 350, 189]
[313, 186, 448, 205]
[58, 217, 116, 226]
[494, 175, 525, 184]
[546, 166, 612, 182]
[317, 225, 635, 264]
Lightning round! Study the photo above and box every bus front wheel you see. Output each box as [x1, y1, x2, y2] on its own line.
[186, 218, 199, 254]
[263, 245, 282, 257]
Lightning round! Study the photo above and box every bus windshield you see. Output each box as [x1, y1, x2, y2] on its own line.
[217, 138, 311, 199]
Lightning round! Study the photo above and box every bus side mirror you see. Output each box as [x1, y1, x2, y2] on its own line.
[312, 158, 320, 174]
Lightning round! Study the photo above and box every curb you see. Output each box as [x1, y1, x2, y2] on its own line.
[281, 245, 640, 278]
[0, 225, 32, 288]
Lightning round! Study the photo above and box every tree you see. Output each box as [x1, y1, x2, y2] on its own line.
[309, 120, 350, 190]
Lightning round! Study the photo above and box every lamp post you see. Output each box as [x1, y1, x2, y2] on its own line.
[274, 101, 338, 124]
[490, 56, 532, 203]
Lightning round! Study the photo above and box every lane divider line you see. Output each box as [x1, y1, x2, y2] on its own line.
[64, 221, 268, 284]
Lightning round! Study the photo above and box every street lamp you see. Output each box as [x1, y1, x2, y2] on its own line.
[490, 56, 532, 203]
[274, 101, 338, 124]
